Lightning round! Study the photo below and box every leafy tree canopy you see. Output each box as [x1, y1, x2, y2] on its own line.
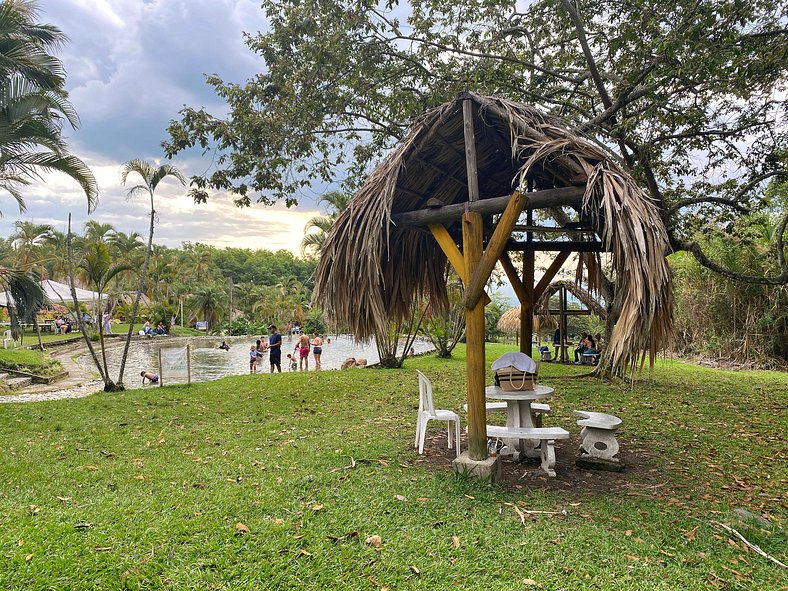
[165, 0, 787, 283]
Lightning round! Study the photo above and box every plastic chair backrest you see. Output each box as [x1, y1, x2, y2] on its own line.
[3, 330, 11, 339]
[416, 370, 435, 415]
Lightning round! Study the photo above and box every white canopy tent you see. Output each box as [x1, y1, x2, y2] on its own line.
[0, 280, 104, 308]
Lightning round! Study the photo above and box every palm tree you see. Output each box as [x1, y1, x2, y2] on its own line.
[78, 241, 133, 389]
[83, 220, 115, 243]
[301, 191, 351, 256]
[0, 1, 97, 213]
[10, 220, 51, 270]
[188, 284, 227, 332]
[0, 264, 45, 338]
[42, 229, 69, 280]
[116, 158, 186, 388]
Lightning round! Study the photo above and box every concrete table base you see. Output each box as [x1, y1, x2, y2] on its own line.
[452, 452, 502, 482]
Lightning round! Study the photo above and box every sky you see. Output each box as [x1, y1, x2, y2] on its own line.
[2, 0, 326, 253]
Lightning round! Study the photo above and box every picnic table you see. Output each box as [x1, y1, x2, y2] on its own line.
[485, 384, 570, 476]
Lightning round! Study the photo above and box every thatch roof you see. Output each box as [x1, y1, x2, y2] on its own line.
[497, 307, 556, 335]
[534, 280, 607, 319]
[314, 92, 673, 376]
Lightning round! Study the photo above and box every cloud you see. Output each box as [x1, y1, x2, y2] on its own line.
[3, 1, 333, 254]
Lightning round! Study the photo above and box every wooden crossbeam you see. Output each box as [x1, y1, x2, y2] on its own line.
[464, 191, 528, 309]
[391, 186, 585, 226]
[509, 241, 604, 252]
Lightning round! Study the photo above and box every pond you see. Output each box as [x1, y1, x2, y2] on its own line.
[78, 334, 435, 384]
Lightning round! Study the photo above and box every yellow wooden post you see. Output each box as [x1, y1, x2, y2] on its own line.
[463, 210, 487, 460]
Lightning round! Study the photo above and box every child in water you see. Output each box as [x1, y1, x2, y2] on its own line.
[249, 345, 258, 374]
[286, 353, 298, 372]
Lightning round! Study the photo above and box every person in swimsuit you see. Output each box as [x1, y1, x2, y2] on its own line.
[297, 332, 310, 370]
[140, 370, 159, 385]
[218, 340, 230, 350]
[311, 334, 323, 370]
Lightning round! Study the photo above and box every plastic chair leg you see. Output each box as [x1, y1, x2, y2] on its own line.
[454, 419, 461, 458]
[417, 417, 429, 455]
[447, 421, 454, 449]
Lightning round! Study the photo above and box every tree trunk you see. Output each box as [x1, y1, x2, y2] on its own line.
[116, 191, 155, 389]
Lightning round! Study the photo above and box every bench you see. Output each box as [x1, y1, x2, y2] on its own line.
[573, 410, 621, 461]
[581, 351, 600, 365]
[486, 425, 570, 477]
[464, 402, 551, 426]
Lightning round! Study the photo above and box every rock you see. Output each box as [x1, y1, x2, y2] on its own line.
[733, 508, 772, 528]
[355, 358, 368, 367]
[340, 357, 356, 370]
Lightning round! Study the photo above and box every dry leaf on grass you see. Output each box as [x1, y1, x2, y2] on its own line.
[95, 547, 112, 552]
[365, 535, 382, 548]
[25, 554, 32, 562]
[452, 536, 461, 549]
[523, 579, 538, 586]
[312, 504, 323, 511]
[685, 525, 699, 541]
[85, 466, 98, 471]
[235, 523, 250, 534]
[394, 495, 407, 502]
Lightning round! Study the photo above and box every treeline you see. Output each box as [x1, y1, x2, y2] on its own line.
[1, 220, 318, 332]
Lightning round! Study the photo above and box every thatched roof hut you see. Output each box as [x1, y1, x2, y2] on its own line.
[497, 307, 556, 335]
[535, 281, 607, 319]
[314, 92, 673, 381]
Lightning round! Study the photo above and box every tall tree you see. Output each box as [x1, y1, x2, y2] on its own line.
[165, 0, 787, 289]
[116, 159, 186, 389]
[10, 219, 50, 270]
[0, 0, 97, 213]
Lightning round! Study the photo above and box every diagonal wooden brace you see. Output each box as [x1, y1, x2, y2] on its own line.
[463, 192, 528, 309]
[429, 223, 491, 306]
[499, 251, 528, 305]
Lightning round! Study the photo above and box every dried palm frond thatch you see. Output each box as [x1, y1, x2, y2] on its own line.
[314, 92, 673, 378]
[497, 306, 556, 335]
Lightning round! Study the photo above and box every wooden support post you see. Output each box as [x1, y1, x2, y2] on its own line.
[520, 207, 535, 354]
[521, 250, 535, 354]
[464, 191, 528, 309]
[463, 211, 487, 460]
[462, 98, 487, 462]
[559, 286, 568, 363]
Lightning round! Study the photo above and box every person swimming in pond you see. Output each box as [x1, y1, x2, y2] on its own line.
[140, 370, 159, 385]
[218, 340, 230, 350]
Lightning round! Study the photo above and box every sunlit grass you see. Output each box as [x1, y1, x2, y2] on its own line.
[0, 344, 785, 589]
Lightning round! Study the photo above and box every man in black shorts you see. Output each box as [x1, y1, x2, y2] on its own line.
[267, 324, 282, 373]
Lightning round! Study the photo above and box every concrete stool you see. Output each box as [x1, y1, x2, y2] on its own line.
[573, 410, 621, 462]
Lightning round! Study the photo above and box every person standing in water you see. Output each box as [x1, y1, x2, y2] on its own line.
[268, 324, 282, 373]
[297, 332, 310, 370]
[311, 334, 323, 370]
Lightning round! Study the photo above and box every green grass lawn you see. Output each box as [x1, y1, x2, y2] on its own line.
[0, 348, 63, 377]
[0, 344, 785, 590]
[13, 323, 202, 346]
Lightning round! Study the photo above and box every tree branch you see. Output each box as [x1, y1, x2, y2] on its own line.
[666, 197, 750, 218]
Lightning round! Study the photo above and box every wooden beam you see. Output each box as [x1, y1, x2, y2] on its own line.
[391, 186, 585, 226]
[547, 309, 592, 315]
[521, 249, 535, 353]
[463, 100, 479, 202]
[463, 212, 487, 461]
[464, 192, 528, 309]
[461, 98, 487, 462]
[533, 251, 571, 300]
[508, 241, 604, 252]
[512, 224, 593, 233]
[429, 224, 490, 306]
[499, 251, 527, 304]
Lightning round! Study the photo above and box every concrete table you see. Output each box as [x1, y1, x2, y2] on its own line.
[485, 385, 555, 460]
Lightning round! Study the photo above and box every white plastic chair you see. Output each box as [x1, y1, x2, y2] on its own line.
[3, 330, 14, 349]
[414, 370, 461, 458]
